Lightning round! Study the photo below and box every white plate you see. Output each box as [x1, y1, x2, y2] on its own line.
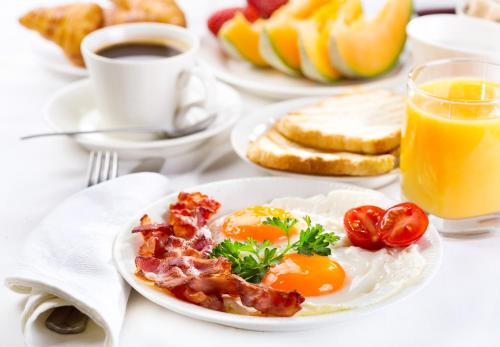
[231, 97, 400, 189]
[44, 79, 242, 159]
[199, 34, 410, 100]
[113, 176, 442, 331]
[32, 38, 88, 78]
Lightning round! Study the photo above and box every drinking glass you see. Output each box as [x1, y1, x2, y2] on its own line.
[401, 58, 500, 234]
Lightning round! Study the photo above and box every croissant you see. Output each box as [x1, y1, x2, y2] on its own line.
[19, 3, 104, 67]
[105, 0, 186, 27]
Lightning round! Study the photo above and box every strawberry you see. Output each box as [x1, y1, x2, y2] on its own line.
[207, 6, 260, 36]
[207, 7, 241, 36]
[247, 0, 288, 18]
[242, 4, 260, 22]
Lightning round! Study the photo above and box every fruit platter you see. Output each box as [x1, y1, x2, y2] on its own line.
[207, 0, 412, 83]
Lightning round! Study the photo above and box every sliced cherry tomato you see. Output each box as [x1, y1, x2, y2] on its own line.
[344, 205, 385, 250]
[377, 202, 428, 247]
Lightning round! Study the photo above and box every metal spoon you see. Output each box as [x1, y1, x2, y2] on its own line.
[20, 111, 216, 141]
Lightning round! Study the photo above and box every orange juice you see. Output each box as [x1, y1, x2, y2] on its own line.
[401, 78, 500, 219]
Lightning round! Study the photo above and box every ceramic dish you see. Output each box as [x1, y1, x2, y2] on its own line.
[43, 79, 241, 159]
[199, 35, 410, 100]
[113, 177, 442, 331]
[407, 14, 500, 66]
[231, 97, 400, 189]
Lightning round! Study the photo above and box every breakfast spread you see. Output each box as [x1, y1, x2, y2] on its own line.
[19, 0, 186, 66]
[8, 0, 500, 341]
[132, 191, 429, 316]
[208, 0, 412, 82]
[247, 89, 403, 176]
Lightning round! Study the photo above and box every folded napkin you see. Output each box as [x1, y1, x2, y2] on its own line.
[5, 173, 170, 347]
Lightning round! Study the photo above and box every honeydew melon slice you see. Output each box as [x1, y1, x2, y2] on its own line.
[260, 18, 301, 75]
[260, 0, 331, 76]
[218, 14, 269, 67]
[329, 0, 413, 78]
[297, 0, 354, 82]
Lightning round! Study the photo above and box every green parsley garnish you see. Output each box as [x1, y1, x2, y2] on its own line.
[210, 238, 284, 284]
[210, 215, 339, 283]
[293, 216, 340, 256]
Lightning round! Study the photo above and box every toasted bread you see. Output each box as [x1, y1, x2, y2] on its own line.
[275, 89, 404, 154]
[247, 128, 396, 176]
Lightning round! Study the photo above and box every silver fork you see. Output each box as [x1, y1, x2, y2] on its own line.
[86, 151, 119, 187]
[45, 151, 119, 335]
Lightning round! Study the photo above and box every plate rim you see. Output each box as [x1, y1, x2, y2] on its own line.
[31, 37, 88, 77]
[198, 34, 409, 99]
[43, 78, 242, 150]
[230, 96, 400, 183]
[113, 176, 442, 331]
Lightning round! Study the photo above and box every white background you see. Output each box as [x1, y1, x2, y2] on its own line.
[2, 1, 500, 346]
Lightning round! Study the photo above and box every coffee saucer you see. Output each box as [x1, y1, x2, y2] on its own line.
[43, 79, 242, 159]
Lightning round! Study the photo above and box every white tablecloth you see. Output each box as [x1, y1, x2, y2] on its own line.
[2, 1, 499, 346]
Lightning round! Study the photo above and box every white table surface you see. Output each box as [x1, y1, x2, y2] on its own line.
[2, 0, 499, 346]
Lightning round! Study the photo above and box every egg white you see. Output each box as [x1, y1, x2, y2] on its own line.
[209, 190, 427, 316]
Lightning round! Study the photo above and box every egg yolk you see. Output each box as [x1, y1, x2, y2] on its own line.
[262, 253, 345, 297]
[222, 206, 297, 243]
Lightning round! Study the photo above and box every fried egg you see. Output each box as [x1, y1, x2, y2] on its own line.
[209, 190, 427, 315]
[210, 205, 302, 244]
[262, 253, 346, 297]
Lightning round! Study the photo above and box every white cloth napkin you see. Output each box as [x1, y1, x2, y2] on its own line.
[5, 173, 170, 347]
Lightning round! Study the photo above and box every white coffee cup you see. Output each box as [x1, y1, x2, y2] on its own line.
[81, 23, 215, 133]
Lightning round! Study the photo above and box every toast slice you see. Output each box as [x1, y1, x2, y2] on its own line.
[275, 89, 404, 154]
[247, 128, 396, 176]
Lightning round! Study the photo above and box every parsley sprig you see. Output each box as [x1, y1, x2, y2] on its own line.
[210, 215, 339, 283]
[211, 239, 281, 283]
[293, 216, 340, 256]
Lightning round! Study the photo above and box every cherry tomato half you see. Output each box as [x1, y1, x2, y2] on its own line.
[377, 202, 428, 247]
[344, 205, 385, 250]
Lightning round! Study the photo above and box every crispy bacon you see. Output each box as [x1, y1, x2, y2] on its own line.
[158, 274, 304, 317]
[132, 192, 304, 317]
[169, 192, 221, 239]
[132, 217, 174, 258]
[136, 255, 231, 277]
[136, 256, 304, 316]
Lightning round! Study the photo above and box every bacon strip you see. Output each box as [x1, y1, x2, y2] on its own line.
[169, 192, 221, 239]
[133, 192, 304, 317]
[157, 274, 304, 316]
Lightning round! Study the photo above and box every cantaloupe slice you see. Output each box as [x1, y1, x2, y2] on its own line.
[218, 14, 269, 67]
[297, 0, 355, 82]
[329, 0, 413, 78]
[260, 0, 331, 75]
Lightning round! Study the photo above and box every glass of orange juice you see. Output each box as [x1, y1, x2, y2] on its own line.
[401, 59, 500, 233]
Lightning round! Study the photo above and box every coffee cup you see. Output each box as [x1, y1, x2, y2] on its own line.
[81, 23, 215, 133]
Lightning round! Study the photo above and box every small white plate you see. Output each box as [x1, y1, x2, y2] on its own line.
[231, 97, 400, 189]
[44, 79, 242, 159]
[32, 38, 88, 78]
[199, 34, 410, 100]
[113, 176, 442, 331]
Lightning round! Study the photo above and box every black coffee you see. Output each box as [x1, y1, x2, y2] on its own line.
[96, 41, 182, 60]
